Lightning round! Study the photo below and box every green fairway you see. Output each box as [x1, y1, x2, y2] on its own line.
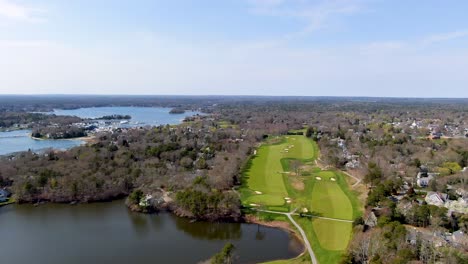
[312, 219, 353, 250]
[295, 217, 349, 264]
[310, 172, 353, 220]
[241, 134, 361, 264]
[241, 135, 316, 207]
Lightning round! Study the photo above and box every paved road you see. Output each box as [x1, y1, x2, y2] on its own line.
[254, 208, 319, 264]
[286, 212, 317, 264]
[258, 209, 353, 223]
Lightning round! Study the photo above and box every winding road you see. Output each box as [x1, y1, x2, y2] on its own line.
[254, 208, 325, 264]
[285, 211, 317, 264]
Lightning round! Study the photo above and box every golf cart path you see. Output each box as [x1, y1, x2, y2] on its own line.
[314, 159, 362, 187]
[254, 208, 342, 264]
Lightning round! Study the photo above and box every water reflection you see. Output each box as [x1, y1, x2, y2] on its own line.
[174, 217, 242, 240]
[0, 201, 301, 264]
[255, 224, 266, 241]
[128, 211, 150, 237]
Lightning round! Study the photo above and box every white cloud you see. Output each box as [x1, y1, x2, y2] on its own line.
[248, 0, 367, 38]
[359, 41, 406, 55]
[0, 39, 52, 47]
[422, 30, 468, 45]
[0, 0, 46, 22]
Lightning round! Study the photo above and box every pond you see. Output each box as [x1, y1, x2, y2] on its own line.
[0, 201, 303, 264]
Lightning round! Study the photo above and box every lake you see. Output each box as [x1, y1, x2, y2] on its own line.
[49, 106, 200, 127]
[0, 201, 302, 264]
[0, 129, 84, 155]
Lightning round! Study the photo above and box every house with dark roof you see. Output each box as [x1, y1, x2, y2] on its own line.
[0, 189, 11, 203]
[416, 168, 439, 187]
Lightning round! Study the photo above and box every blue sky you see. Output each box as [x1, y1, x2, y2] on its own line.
[1, 0, 468, 97]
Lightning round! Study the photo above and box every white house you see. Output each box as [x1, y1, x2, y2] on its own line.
[425, 192, 448, 206]
[452, 230, 468, 246]
[416, 170, 439, 188]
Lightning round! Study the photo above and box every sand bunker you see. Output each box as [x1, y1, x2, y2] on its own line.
[330, 178, 336, 181]
[315, 177, 322, 180]
[250, 203, 259, 207]
[255, 191, 263, 194]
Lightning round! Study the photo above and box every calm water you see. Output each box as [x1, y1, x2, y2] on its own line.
[0, 201, 302, 264]
[1, 107, 199, 155]
[0, 130, 84, 155]
[49, 107, 200, 127]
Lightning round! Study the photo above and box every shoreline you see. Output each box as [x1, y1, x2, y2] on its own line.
[244, 214, 307, 261]
[3, 199, 305, 263]
[30, 134, 96, 144]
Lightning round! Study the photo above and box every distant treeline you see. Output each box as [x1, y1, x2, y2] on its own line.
[169, 108, 186, 114]
[31, 126, 87, 139]
[91, 114, 131, 120]
[1, 95, 468, 113]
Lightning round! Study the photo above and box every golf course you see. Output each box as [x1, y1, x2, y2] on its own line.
[240, 133, 361, 264]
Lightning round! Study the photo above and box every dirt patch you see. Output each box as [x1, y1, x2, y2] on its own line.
[291, 178, 305, 190]
[246, 215, 291, 230]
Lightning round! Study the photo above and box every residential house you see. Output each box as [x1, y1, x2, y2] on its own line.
[406, 228, 418, 245]
[425, 192, 448, 206]
[364, 211, 378, 228]
[452, 230, 468, 247]
[416, 167, 439, 187]
[0, 188, 11, 203]
[139, 194, 153, 207]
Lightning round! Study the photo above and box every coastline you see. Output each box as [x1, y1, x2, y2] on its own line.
[30, 134, 96, 144]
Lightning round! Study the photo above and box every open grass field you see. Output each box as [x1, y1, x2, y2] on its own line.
[242, 134, 361, 264]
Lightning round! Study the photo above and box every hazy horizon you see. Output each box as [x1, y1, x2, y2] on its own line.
[1, 94, 468, 100]
[1, 0, 468, 97]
